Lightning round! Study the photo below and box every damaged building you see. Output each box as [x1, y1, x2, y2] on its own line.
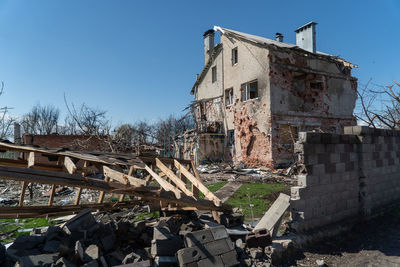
[190, 22, 357, 167]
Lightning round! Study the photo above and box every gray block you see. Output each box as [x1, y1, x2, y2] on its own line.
[210, 226, 229, 241]
[220, 250, 239, 267]
[197, 255, 224, 267]
[17, 253, 59, 267]
[151, 238, 183, 256]
[185, 229, 214, 247]
[204, 239, 234, 256]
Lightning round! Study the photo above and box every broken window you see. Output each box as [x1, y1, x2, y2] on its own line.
[279, 124, 298, 144]
[227, 130, 235, 146]
[309, 81, 323, 90]
[241, 80, 258, 101]
[225, 88, 233, 106]
[212, 66, 217, 83]
[232, 47, 238, 65]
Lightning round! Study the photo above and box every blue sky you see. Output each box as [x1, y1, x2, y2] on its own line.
[0, 0, 398, 126]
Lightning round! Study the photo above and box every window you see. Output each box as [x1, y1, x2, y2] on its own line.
[232, 47, 238, 65]
[212, 66, 217, 83]
[241, 80, 258, 101]
[309, 81, 323, 90]
[227, 130, 235, 146]
[225, 88, 233, 106]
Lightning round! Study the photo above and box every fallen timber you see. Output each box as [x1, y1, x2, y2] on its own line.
[0, 141, 230, 219]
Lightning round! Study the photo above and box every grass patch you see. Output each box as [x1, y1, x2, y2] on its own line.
[133, 211, 160, 222]
[199, 181, 228, 198]
[0, 217, 54, 243]
[226, 183, 288, 221]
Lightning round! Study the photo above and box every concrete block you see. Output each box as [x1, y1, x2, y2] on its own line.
[311, 164, 325, 175]
[185, 229, 214, 247]
[245, 229, 271, 248]
[151, 238, 183, 256]
[336, 163, 346, 173]
[176, 246, 206, 264]
[317, 153, 330, 164]
[304, 154, 318, 165]
[330, 153, 340, 163]
[350, 126, 372, 136]
[220, 250, 239, 267]
[209, 226, 229, 241]
[298, 132, 321, 144]
[197, 255, 224, 267]
[297, 175, 318, 186]
[204, 239, 234, 255]
[319, 175, 331, 185]
[154, 256, 178, 267]
[254, 193, 290, 231]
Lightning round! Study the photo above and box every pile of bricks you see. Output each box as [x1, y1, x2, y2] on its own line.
[177, 225, 239, 267]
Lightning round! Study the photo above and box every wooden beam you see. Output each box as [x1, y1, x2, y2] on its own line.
[98, 176, 110, 203]
[27, 152, 35, 168]
[48, 184, 56, 206]
[144, 165, 181, 199]
[156, 158, 193, 197]
[64, 156, 77, 174]
[19, 181, 27, 207]
[174, 160, 221, 206]
[103, 166, 146, 187]
[74, 188, 82, 205]
[191, 161, 201, 199]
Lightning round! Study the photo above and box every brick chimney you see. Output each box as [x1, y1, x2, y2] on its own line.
[203, 29, 215, 65]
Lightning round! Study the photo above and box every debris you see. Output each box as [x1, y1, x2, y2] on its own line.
[245, 228, 272, 248]
[253, 193, 290, 237]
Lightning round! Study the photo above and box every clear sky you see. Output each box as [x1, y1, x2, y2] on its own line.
[0, 0, 398, 126]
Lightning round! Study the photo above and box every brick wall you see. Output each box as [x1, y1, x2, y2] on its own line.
[290, 126, 400, 232]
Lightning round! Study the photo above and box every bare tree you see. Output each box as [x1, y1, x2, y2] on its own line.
[64, 95, 110, 135]
[21, 104, 60, 134]
[356, 80, 400, 129]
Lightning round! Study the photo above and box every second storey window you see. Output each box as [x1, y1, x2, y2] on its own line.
[241, 80, 258, 101]
[232, 47, 238, 65]
[225, 88, 233, 106]
[212, 66, 217, 83]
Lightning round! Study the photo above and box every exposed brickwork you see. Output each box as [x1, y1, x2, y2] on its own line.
[233, 106, 272, 167]
[22, 134, 107, 165]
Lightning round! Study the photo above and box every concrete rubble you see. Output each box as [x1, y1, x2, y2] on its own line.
[0, 204, 296, 267]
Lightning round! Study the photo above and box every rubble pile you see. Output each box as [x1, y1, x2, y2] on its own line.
[0, 208, 289, 267]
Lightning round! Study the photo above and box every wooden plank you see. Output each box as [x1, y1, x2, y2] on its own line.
[64, 156, 77, 174]
[155, 158, 193, 197]
[27, 152, 35, 168]
[19, 181, 28, 207]
[48, 184, 56, 206]
[0, 200, 144, 219]
[103, 166, 146, 187]
[98, 176, 110, 203]
[191, 161, 200, 199]
[144, 165, 181, 199]
[74, 188, 82, 205]
[174, 160, 221, 206]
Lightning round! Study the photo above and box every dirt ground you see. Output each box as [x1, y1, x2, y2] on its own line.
[288, 209, 400, 267]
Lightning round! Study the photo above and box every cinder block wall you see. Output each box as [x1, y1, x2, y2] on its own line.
[290, 126, 400, 232]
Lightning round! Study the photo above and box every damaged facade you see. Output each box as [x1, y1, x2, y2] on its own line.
[191, 22, 357, 167]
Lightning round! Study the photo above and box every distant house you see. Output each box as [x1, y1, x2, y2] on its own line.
[191, 22, 357, 167]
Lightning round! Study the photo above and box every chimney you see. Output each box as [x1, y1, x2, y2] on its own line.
[203, 29, 215, 65]
[275, 32, 283, 42]
[295, 22, 317, 53]
[14, 122, 21, 145]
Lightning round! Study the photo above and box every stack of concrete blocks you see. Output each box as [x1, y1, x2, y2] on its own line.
[348, 126, 400, 215]
[291, 126, 400, 233]
[176, 225, 239, 267]
[291, 130, 360, 232]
